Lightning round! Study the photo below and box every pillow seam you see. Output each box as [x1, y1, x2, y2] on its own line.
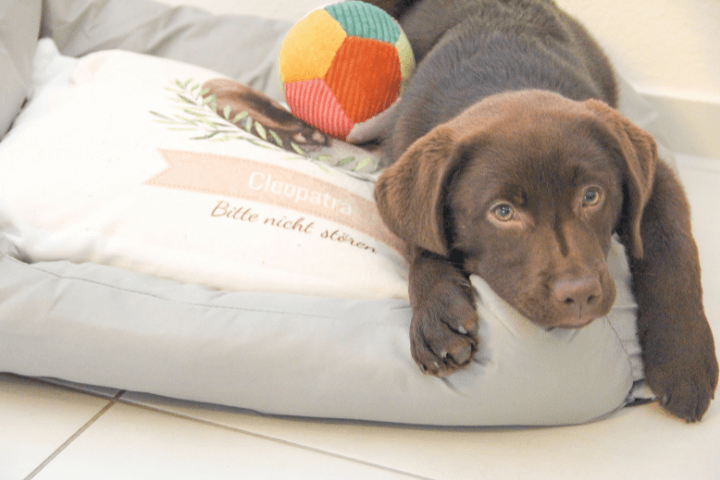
[5, 254, 343, 319]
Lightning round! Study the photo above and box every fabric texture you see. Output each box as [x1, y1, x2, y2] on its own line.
[40, 0, 291, 102]
[0, 0, 42, 138]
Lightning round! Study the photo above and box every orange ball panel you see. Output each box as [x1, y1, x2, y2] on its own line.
[324, 36, 401, 123]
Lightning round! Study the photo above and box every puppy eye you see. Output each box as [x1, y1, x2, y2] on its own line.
[582, 187, 603, 207]
[492, 203, 515, 221]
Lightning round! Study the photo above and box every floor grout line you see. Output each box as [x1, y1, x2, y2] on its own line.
[5, 374, 426, 478]
[23, 390, 126, 480]
[116, 396, 432, 480]
[7, 374, 122, 402]
[35, 377, 122, 400]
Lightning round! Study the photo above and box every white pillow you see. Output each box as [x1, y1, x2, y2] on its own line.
[0, 39, 407, 300]
[0, 39, 650, 426]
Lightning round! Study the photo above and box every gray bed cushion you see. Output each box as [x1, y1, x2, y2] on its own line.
[0, 232, 643, 426]
[41, 0, 292, 102]
[0, 0, 41, 138]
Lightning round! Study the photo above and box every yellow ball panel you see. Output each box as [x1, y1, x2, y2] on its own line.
[279, 10, 348, 83]
[395, 31, 415, 95]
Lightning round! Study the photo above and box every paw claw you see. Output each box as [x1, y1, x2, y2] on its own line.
[647, 358, 718, 422]
[410, 308, 479, 377]
[409, 263, 481, 378]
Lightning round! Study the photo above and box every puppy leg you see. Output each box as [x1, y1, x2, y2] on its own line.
[408, 249, 480, 376]
[631, 162, 719, 422]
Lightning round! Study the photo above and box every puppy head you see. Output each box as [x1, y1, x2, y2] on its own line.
[375, 90, 657, 327]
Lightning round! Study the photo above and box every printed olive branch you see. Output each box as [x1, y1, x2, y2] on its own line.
[152, 79, 384, 175]
[153, 78, 291, 151]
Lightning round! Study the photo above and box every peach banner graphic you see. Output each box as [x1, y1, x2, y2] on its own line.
[146, 149, 402, 251]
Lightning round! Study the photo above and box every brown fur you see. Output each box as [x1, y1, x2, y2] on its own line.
[369, 0, 718, 421]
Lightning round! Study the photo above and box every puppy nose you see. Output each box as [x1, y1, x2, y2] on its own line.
[552, 276, 602, 316]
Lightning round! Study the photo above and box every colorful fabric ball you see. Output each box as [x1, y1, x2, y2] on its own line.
[279, 1, 415, 143]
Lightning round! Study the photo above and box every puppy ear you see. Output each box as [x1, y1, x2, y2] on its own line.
[374, 127, 466, 257]
[584, 99, 657, 259]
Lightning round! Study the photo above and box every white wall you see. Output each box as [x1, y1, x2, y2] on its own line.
[158, 0, 720, 157]
[556, 0, 720, 102]
[553, 0, 720, 158]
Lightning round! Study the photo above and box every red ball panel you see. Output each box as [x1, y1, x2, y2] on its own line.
[284, 78, 354, 140]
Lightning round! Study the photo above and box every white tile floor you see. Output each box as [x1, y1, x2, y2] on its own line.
[2, 153, 719, 480]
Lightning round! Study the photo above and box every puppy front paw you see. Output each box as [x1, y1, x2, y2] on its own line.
[410, 278, 480, 377]
[644, 337, 719, 422]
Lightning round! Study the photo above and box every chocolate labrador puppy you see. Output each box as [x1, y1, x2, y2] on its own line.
[368, 0, 718, 421]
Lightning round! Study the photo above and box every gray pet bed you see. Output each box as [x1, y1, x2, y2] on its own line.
[0, 0, 667, 426]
